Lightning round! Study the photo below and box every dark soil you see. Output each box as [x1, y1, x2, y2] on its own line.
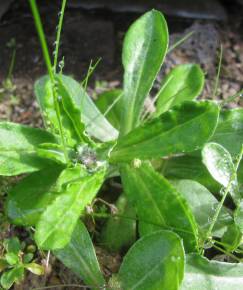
[0, 0, 242, 289]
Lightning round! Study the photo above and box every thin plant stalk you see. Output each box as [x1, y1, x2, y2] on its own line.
[205, 145, 243, 242]
[212, 44, 223, 99]
[168, 31, 194, 53]
[53, 0, 67, 73]
[29, 0, 69, 163]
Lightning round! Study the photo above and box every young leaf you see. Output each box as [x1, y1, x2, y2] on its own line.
[116, 230, 185, 290]
[35, 168, 105, 250]
[202, 143, 239, 201]
[7, 166, 63, 226]
[0, 122, 59, 176]
[111, 101, 219, 163]
[170, 180, 233, 238]
[100, 194, 136, 252]
[5, 237, 21, 255]
[120, 9, 168, 135]
[121, 163, 199, 252]
[181, 254, 243, 290]
[0, 266, 24, 290]
[54, 221, 105, 288]
[95, 89, 123, 130]
[155, 64, 204, 116]
[58, 75, 118, 142]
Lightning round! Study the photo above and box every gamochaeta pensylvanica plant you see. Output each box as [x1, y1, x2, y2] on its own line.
[1, 0, 243, 289]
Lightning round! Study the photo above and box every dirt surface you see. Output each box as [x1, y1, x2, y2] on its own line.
[0, 1, 242, 289]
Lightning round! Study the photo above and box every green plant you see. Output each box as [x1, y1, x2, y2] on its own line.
[0, 237, 44, 289]
[1, 0, 243, 289]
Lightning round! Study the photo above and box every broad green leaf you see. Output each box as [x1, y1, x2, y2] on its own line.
[55, 164, 88, 191]
[116, 230, 185, 290]
[121, 9, 168, 135]
[101, 194, 136, 252]
[5, 237, 21, 255]
[36, 143, 67, 164]
[0, 122, 58, 176]
[54, 221, 105, 288]
[59, 75, 118, 142]
[95, 89, 123, 130]
[7, 166, 63, 226]
[56, 76, 91, 144]
[235, 201, 243, 232]
[34, 76, 83, 146]
[170, 180, 232, 238]
[121, 163, 199, 252]
[163, 154, 220, 193]
[111, 101, 219, 163]
[155, 64, 204, 116]
[0, 266, 24, 289]
[202, 143, 239, 201]
[181, 254, 243, 290]
[35, 168, 105, 250]
[212, 108, 243, 157]
[5, 253, 19, 266]
[163, 108, 243, 192]
[221, 224, 242, 252]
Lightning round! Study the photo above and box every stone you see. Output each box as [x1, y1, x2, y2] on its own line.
[68, 0, 227, 20]
[0, 0, 14, 21]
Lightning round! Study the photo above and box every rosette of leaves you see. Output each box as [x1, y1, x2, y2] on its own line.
[2, 3, 243, 289]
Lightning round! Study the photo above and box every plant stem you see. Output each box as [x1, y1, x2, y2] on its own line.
[168, 31, 194, 53]
[212, 244, 242, 263]
[212, 44, 223, 99]
[28, 0, 69, 163]
[205, 145, 243, 242]
[53, 0, 67, 73]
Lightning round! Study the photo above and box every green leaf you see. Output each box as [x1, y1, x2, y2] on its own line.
[111, 101, 219, 163]
[0, 122, 58, 176]
[121, 163, 199, 252]
[101, 194, 136, 252]
[170, 180, 232, 238]
[155, 64, 204, 117]
[0, 266, 24, 289]
[116, 230, 185, 290]
[212, 108, 243, 157]
[7, 166, 63, 226]
[181, 254, 243, 290]
[35, 168, 105, 250]
[163, 108, 243, 192]
[120, 9, 168, 135]
[54, 221, 105, 288]
[5, 253, 19, 266]
[55, 76, 91, 144]
[95, 89, 123, 130]
[202, 143, 239, 201]
[25, 263, 44, 275]
[36, 143, 67, 164]
[221, 224, 242, 252]
[235, 201, 243, 232]
[163, 154, 220, 193]
[5, 237, 21, 255]
[0, 259, 8, 272]
[58, 75, 118, 142]
[34, 76, 82, 146]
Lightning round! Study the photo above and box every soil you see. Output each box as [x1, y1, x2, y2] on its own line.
[0, 0, 242, 289]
